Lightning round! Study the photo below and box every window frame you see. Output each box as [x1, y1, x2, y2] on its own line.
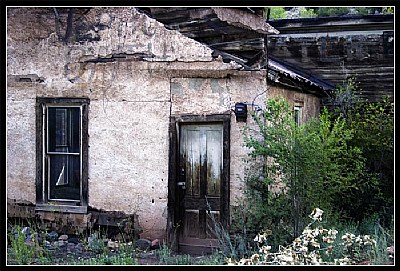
[294, 104, 303, 126]
[36, 97, 89, 213]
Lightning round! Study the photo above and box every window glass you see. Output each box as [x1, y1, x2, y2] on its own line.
[48, 154, 80, 200]
[47, 106, 81, 201]
[48, 107, 80, 153]
[294, 106, 302, 125]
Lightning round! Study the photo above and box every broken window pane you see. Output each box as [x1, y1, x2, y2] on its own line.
[48, 154, 80, 200]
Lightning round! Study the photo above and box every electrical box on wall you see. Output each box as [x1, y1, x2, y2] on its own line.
[234, 102, 247, 122]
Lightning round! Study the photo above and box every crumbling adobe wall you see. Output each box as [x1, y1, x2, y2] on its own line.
[7, 7, 240, 241]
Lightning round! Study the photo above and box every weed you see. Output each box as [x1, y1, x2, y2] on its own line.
[206, 197, 256, 261]
[154, 244, 172, 264]
[194, 251, 225, 265]
[153, 244, 195, 265]
[370, 222, 391, 265]
[7, 223, 50, 265]
[71, 249, 138, 265]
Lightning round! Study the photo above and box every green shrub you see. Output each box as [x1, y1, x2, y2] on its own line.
[328, 78, 394, 225]
[236, 96, 370, 249]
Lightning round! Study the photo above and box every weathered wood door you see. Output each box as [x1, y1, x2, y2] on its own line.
[178, 123, 223, 254]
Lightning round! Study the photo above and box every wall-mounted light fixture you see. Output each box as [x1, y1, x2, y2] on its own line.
[234, 102, 248, 122]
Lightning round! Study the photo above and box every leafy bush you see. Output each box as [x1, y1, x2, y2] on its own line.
[327, 78, 394, 225]
[268, 7, 287, 20]
[235, 96, 371, 248]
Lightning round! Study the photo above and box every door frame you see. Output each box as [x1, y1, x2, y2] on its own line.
[167, 114, 230, 252]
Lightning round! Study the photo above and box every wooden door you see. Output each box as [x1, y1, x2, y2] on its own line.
[178, 123, 223, 254]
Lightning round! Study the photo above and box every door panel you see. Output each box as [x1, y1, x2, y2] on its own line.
[206, 129, 222, 196]
[178, 123, 223, 253]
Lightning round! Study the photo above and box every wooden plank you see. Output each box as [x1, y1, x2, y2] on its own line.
[209, 38, 264, 51]
[268, 14, 394, 34]
[166, 17, 220, 31]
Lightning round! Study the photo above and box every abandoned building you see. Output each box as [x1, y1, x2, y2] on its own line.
[6, 7, 393, 254]
[266, 13, 394, 103]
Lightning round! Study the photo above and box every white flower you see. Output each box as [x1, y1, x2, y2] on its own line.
[310, 240, 321, 248]
[323, 236, 335, 244]
[312, 228, 320, 237]
[310, 255, 322, 265]
[254, 233, 266, 243]
[238, 258, 252, 265]
[363, 235, 371, 240]
[251, 253, 260, 262]
[225, 257, 237, 265]
[277, 254, 293, 263]
[309, 208, 324, 221]
[328, 229, 338, 236]
[298, 246, 308, 253]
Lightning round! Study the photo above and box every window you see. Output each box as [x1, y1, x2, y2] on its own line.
[294, 105, 303, 126]
[36, 98, 89, 213]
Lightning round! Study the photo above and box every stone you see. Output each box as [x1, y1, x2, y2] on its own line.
[68, 236, 80, 244]
[151, 239, 160, 250]
[58, 234, 68, 241]
[21, 226, 31, 235]
[47, 231, 59, 242]
[67, 242, 76, 251]
[136, 239, 151, 251]
[107, 240, 119, 250]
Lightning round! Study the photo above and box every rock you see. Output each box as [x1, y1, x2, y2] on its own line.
[55, 240, 67, 248]
[151, 239, 160, 250]
[75, 243, 85, 253]
[58, 234, 68, 241]
[107, 240, 119, 250]
[21, 226, 31, 235]
[67, 242, 76, 252]
[136, 239, 151, 251]
[44, 240, 53, 249]
[68, 236, 80, 244]
[47, 231, 58, 242]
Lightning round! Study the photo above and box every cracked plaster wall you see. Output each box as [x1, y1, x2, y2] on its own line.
[6, 7, 258, 240]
